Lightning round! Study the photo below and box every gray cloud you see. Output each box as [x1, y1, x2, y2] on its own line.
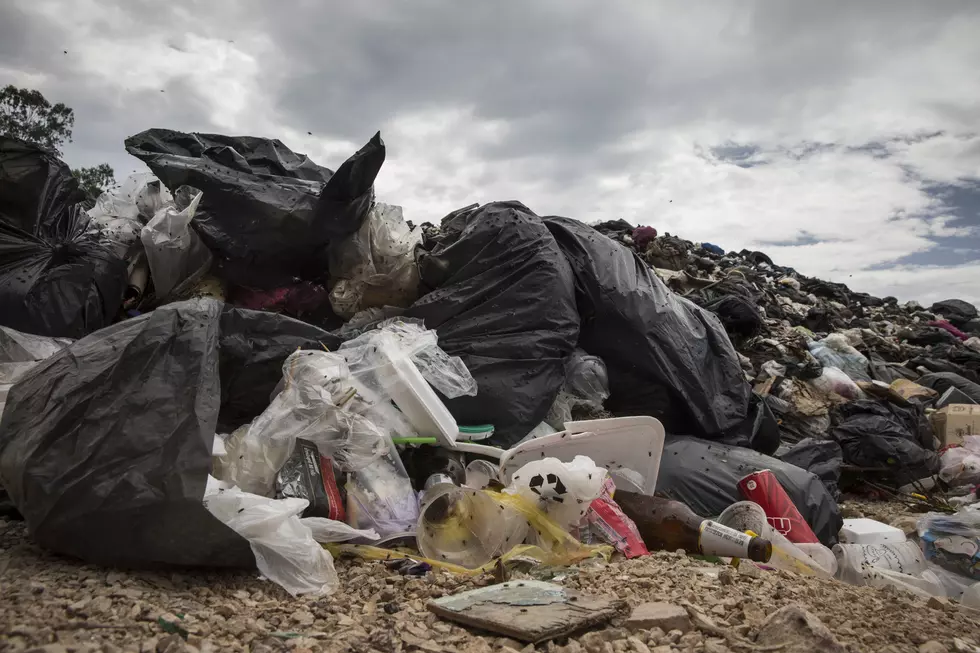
[2, 0, 980, 303]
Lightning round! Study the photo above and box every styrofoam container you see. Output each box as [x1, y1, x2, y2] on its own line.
[378, 340, 459, 447]
[497, 416, 665, 495]
[839, 518, 906, 545]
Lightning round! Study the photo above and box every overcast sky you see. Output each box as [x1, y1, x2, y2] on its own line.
[3, 1, 979, 306]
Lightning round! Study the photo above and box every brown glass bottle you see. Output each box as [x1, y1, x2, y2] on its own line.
[615, 490, 772, 563]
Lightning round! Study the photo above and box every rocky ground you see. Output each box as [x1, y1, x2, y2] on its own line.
[3, 513, 979, 653]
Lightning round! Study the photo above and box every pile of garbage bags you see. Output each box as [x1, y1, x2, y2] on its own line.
[1, 127, 979, 601]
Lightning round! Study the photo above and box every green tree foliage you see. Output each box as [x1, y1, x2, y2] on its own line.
[72, 163, 117, 200]
[0, 85, 75, 155]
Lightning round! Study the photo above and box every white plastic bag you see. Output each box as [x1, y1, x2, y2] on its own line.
[301, 517, 379, 544]
[505, 456, 608, 529]
[140, 190, 212, 300]
[87, 173, 174, 260]
[203, 482, 338, 596]
[329, 203, 422, 319]
[940, 442, 980, 487]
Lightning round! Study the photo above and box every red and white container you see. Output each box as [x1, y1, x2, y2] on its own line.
[738, 469, 819, 544]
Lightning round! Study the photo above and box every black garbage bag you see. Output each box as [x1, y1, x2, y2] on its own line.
[655, 436, 842, 546]
[1, 137, 128, 338]
[916, 372, 980, 404]
[406, 202, 580, 447]
[930, 299, 978, 328]
[0, 298, 339, 568]
[542, 217, 757, 446]
[831, 400, 940, 483]
[125, 129, 385, 287]
[908, 356, 979, 383]
[701, 295, 764, 339]
[778, 438, 843, 500]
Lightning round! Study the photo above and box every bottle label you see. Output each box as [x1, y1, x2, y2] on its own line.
[699, 520, 753, 557]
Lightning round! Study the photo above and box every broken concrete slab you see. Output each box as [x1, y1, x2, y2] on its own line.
[625, 602, 691, 634]
[756, 604, 846, 653]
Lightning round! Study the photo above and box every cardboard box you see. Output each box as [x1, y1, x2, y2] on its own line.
[932, 404, 980, 447]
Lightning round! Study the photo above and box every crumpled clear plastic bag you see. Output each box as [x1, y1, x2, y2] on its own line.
[546, 350, 610, 428]
[329, 203, 422, 319]
[86, 173, 175, 260]
[140, 188, 213, 300]
[940, 438, 980, 487]
[339, 318, 477, 399]
[505, 456, 608, 530]
[203, 480, 337, 596]
[810, 366, 863, 400]
[213, 350, 390, 496]
[809, 334, 871, 383]
[345, 434, 420, 538]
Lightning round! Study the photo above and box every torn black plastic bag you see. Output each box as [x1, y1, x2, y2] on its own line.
[0, 137, 128, 337]
[406, 202, 579, 447]
[125, 129, 384, 286]
[916, 372, 980, 404]
[0, 298, 339, 568]
[777, 438, 843, 501]
[542, 217, 760, 448]
[655, 436, 842, 546]
[831, 400, 940, 484]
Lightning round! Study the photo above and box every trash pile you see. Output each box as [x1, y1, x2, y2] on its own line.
[2, 132, 980, 635]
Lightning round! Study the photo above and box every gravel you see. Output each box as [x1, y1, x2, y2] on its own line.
[2, 516, 979, 653]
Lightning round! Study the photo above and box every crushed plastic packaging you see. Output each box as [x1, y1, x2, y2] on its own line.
[546, 350, 610, 429]
[213, 349, 390, 496]
[87, 173, 174, 260]
[918, 508, 980, 581]
[336, 490, 612, 574]
[809, 334, 872, 383]
[939, 438, 980, 487]
[345, 434, 420, 538]
[810, 366, 864, 401]
[328, 202, 422, 319]
[141, 187, 213, 301]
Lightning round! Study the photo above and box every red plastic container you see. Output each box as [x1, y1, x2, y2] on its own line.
[738, 469, 819, 544]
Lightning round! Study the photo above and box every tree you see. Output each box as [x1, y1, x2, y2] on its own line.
[1, 85, 117, 200]
[0, 85, 74, 155]
[72, 163, 117, 200]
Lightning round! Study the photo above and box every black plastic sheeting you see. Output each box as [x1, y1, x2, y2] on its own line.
[832, 400, 940, 483]
[930, 299, 978, 328]
[125, 130, 385, 287]
[0, 137, 128, 337]
[0, 299, 340, 568]
[778, 438, 843, 501]
[542, 217, 767, 451]
[916, 372, 980, 405]
[655, 436, 843, 546]
[406, 202, 580, 447]
[700, 295, 764, 339]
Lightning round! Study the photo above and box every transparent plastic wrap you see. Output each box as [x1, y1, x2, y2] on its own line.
[546, 350, 610, 428]
[87, 173, 174, 260]
[940, 439, 980, 487]
[339, 318, 477, 399]
[809, 334, 871, 383]
[141, 188, 213, 300]
[919, 509, 980, 581]
[213, 350, 389, 496]
[345, 434, 419, 538]
[203, 480, 338, 596]
[329, 202, 423, 319]
[810, 366, 863, 401]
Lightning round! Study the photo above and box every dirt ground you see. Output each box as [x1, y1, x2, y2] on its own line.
[2, 506, 980, 653]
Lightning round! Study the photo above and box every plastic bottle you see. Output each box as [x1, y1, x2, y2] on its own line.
[615, 491, 772, 562]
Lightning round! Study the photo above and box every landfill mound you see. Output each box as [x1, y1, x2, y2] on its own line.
[2, 131, 980, 648]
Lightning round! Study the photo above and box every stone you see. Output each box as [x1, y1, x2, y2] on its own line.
[741, 601, 766, 625]
[927, 596, 949, 610]
[290, 610, 314, 626]
[625, 602, 691, 634]
[25, 645, 69, 653]
[756, 604, 846, 653]
[919, 643, 949, 653]
[718, 567, 736, 586]
[626, 636, 650, 653]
